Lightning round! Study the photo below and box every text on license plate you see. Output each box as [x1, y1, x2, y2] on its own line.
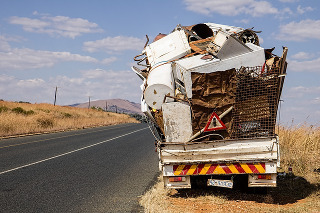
[207, 179, 233, 188]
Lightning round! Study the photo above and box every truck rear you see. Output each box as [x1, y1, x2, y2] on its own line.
[132, 23, 287, 189]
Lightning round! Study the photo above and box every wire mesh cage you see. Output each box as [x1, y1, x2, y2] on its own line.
[230, 66, 282, 139]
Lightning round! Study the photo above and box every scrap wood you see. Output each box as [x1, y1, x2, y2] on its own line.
[189, 37, 213, 54]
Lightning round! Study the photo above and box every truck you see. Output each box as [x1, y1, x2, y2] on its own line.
[132, 23, 287, 190]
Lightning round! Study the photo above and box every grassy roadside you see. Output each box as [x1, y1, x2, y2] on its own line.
[0, 100, 139, 138]
[140, 125, 320, 213]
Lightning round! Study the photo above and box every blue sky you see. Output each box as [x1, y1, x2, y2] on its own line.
[0, 0, 319, 126]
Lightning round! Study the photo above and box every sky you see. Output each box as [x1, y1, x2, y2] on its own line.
[0, 0, 319, 126]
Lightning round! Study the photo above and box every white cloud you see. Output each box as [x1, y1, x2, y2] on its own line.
[290, 52, 315, 60]
[297, 5, 314, 14]
[0, 35, 24, 51]
[17, 78, 46, 88]
[56, 69, 141, 104]
[278, 0, 298, 2]
[312, 97, 320, 104]
[0, 36, 11, 52]
[0, 47, 98, 71]
[0, 67, 142, 105]
[258, 36, 264, 44]
[83, 36, 145, 53]
[281, 7, 294, 16]
[281, 85, 320, 125]
[183, 0, 278, 17]
[101, 57, 117, 65]
[235, 19, 250, 24]
[277, 19, 320, 41]
[287, 86, 320, 98]
[0, 74, 50, 103]
[288, 57, 320, 72]
[81, 69, 137, 83]
[9, 14, 103, 39]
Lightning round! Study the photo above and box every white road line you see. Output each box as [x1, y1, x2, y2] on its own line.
[0, 127, 148, 175]
[0, 124, 126, 149]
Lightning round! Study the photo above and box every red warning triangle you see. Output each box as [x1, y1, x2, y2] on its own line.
[203, 112, 226, 132]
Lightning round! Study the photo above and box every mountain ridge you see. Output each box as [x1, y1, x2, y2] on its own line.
[72, 99, 142, 115]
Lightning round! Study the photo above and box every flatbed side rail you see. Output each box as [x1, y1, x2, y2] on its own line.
[160, 137, 279, 164]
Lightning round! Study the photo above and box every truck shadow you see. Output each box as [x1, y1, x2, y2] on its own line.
[171, 175, 319, 205]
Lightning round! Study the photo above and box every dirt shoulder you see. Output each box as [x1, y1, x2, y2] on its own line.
[140, 175, 320, 213]
[140, 125, 320, 213]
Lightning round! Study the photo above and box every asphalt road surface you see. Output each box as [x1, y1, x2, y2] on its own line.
[0, 123, 159, 212]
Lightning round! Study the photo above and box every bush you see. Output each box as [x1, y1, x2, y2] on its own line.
[62, 112, 72, 118]
[11, 107, 34, 115]
[0, 106, 9, 113]
[37, 117, 54, 128]
[91, 106, 104, 111]
[12, 107, 24, 114]
[25, 110, 35, 115]
[38, 109, 51, 113]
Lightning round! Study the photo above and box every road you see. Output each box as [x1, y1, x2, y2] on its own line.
[0, 123, 159, 212]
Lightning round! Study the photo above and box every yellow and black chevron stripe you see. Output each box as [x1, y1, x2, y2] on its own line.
[173, 163, 266, 176]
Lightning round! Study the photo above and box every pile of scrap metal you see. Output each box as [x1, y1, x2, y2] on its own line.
[132, 23, 287, 143]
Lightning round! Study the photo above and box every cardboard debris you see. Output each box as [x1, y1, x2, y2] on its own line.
[191, 69, 237, 135]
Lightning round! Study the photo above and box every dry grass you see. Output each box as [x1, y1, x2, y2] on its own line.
[140, 125, 320, 213]
[139, 176, 172, 213]
[277, 124, 320, 184]
[0, 100, 139, 138]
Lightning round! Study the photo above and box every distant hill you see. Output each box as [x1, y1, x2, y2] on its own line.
[73, 99, 142, 115]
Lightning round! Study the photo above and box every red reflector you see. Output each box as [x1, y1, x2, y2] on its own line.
[258, 174, 272, 180]
[169, 177, 185, 182]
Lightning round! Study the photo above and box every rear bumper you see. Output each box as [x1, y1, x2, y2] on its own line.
[160, 137, 279, 189]
[163, 162, 277, 189]
[248, 173, 277, 187]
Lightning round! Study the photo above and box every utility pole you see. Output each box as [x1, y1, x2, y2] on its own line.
[88, 96, 91, 109]
[115, 105, 117, 113]
[54, 86, 58, 106]
[105, 101, 107, 111]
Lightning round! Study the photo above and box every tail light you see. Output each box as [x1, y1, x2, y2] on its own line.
[169, 177, 186, 182]
[257, 174, 272, 180]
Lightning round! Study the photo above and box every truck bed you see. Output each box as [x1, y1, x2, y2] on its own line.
[160, 137, 279, 165]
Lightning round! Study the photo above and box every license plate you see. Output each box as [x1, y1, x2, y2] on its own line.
[207, 179, 233, 188]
